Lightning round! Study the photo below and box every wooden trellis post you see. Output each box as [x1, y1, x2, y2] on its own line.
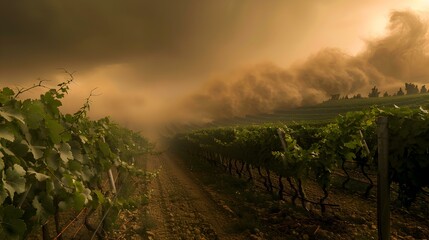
[377, 116, 390, 240]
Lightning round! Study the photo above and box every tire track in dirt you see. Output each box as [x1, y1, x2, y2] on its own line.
[146, 154, 243, 240]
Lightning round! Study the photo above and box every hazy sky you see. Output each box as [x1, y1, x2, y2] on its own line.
[1, 0, 429, 133]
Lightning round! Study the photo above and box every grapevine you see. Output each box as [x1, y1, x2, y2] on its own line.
[0, 79, 152, 239]
[172, 106, 429, 213]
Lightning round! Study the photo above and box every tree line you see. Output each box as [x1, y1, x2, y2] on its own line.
[330, 83, 428, 101]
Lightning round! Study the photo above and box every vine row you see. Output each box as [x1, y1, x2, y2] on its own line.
[172, 106, 429, 212]
[0, 80, 152, 239]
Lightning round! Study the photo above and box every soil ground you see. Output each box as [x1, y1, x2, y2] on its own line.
[27, 152, 429, 239]
[137, 152, 429, 240]
[142, 153, 249, 240]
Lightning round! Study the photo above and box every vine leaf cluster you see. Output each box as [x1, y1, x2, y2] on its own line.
[0, 78, 153, 239]
[173, 106, 429, 213]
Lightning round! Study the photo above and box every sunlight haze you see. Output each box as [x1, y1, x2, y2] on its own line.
[1, 0, 429, 135]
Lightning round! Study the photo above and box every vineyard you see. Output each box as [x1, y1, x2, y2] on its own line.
[2, 78, 429, 240]
[0, 79, 153, 239]
[172, 106, 429, 239]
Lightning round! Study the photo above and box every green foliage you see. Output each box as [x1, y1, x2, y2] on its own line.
[0, 81, 153, 238]
[174, 106, 429, 208]
[380, 107, 429, 206]
[0, 205, 27, 240]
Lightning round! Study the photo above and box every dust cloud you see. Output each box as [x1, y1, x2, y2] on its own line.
[2, 2, 429, 134]
[179, 10, 429, 122]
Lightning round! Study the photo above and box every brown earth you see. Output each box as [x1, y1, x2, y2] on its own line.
[143, 154, 250, 240]
[136, 152, 429, 240]
[26, 152, 429, 240]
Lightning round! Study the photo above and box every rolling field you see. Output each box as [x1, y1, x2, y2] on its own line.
[208, 93, 429, 127]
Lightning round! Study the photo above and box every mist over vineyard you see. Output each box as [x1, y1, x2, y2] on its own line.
[1, 1, 429, 132]
[2, 2, 429, 239]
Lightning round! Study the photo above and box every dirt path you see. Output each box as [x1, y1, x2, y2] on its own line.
[142, 152, 429, 240]
[145, 154, 245, 240]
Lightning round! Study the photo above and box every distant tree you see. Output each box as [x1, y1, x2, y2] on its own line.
[397, 87, 405, 96]
[405, 83, 419, 95]
[383, 91, 389, 97]
[368, 86, 380, 98]
[330, 94, 340, 101]
[344, 95, 349, 100]
[421, 85, 427, 94]
[352, 93, 362, 99]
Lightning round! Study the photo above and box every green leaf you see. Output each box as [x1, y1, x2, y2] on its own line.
[58, 192, 87, 211]
[0, 187, 7, 205]
[344, 140, 360, 149]
[32, 196, 50, 223]
[46, 149, 59, 170]
[45, 119, 64, 144]
[18, 121, 33, 144]
[68, 160, 82, 172]
[45, 180, 55, 194]
[72, 192, 86, 210]
[0, 108, 25, 123]
[0, 205, 26, 240]
[0, 145, 15, 157]
[23, 100, 45, 129]
[27, 169, 50, 181]
[28, 144, 44, 160]
[344, 152, 356, 161]
[3, 164, 27, 200]
[41, 90, 62, 116]
[98, 141, 112, 158]
[94, 190, 105, 205]
[61, 174, 75, 189]
[61, 131, 72, 142]
[0, 127, 15, 142]
[72, 148, 84, 162]
[81, 166, 94, 182]
[0, 156, 4, 170]
[0, 87, 14, 104]
[56, 143, 73, 163]
[7, 141, 29, 158]
[13, 164, 25, 176]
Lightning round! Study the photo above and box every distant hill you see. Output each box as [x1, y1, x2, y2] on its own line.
[206, 93, 429, 127]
